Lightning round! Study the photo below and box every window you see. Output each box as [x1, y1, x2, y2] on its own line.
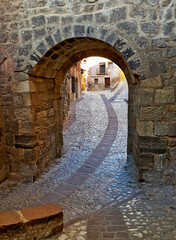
[94, 78, 98, 85]
[99, 63, 105, 74]
[108, 62, 113, 69]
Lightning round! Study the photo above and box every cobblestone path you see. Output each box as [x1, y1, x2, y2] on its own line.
[1, 79, 176, 239]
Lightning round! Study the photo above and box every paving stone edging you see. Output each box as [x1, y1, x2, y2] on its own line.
[0, 203, 63, 240]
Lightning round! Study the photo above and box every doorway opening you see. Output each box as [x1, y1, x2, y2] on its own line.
[105, 78, 110, 88]
[61, 56, 129, 172]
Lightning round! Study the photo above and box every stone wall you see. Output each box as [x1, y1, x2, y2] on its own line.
[0, 99, 7, 182]
[0, 0, 175, 182]
[62, 70, 72, 123]
[62, 62, 82, 123]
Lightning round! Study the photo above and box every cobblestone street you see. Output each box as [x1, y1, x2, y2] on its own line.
[0, 80, 176, 239]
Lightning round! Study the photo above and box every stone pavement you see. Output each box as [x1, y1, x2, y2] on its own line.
[0, 79, 176, 239]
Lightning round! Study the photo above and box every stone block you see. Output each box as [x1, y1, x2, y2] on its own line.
[5, 121, 18, 134]
[30, 52, 41, 62]
[14, 72, 28, 82]
[136, 120, 153, 136]
[19, 44, 32, 56]
[45, 36, 55, 47]
[141, 75, 162, 88]
[154, 123, 168, 136]
[165, 9, 172, 20]
[168, 138, 176, 147]
[169, 146, 176, 161]
[48, 0, 65, 6]
[23, 93, 31, 106]
[171, 60, 176, 68]
[138, 135, 167, 154]
[48, 108, 54, 117]
[6, 134, 14, 147]
[47, 16, 60, 24]
[128, 58, 140, 70]
[34, 29, 46, 40]
[38, 130, 47, 140]
[138, 153, 154, 169]
[141, 22, 160, 34]
[37, 110, 47, 119]
[83, 4, 95, 13]
[31, 16, 46, 28]
[14, 107, 32, 121]
[155, 87, 175, 104]
[0, 163, 7, 182]
[31, 93, 42, 105]
[167, 47, 176, 58]
[24, 149, 36, 162]
[134, 0, 142, 3]
[62, 16, 73, 25]
[163, 21, 175, 35]
[122, 47, 135, 60]
[143, 50, 163, 60]
[77, 14, 93, 23]
[113, 37, 127, 51]
[53, 30, 62, 43]
[21, 203, 63, 224]
[141, 169, 163, 183]
[106, 33, 115, 44]
[117, 21, 137, 35]
[74, 25, 85, 37]
[147, 0, 158, 6]
[15, 134, 38, 149]
[154, 154, 167, 170]
[8, 172, 20, 181]
[159, 0, 171, 6]
[0, 204, 63, 239]
[132, 36, 147, 49]
[168, 123, 176, 137]
[36, 42, 47, 55]
[149, 61, 168, 76]
[21, 121, 33, 134]
[140, 106, 164, 121]
[95, 12, 108, 24]
[151, 38, 169, 48]
[110, 7, 127, 22]
[12, 81, 30, 93]
[87, 0, 98, 2]
[138, 88, 154, 105]
[129, 6, 147, 18]
[98, 27, 108, 40]
[21, 30, 33, 42]
[164, 105, 176, 122]
[0, 211, 22, 233]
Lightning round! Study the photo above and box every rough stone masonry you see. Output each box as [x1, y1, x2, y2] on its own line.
[0, 0, 175, 183]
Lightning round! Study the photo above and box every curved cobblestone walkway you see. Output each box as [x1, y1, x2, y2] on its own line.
[1, 79, 176, 239]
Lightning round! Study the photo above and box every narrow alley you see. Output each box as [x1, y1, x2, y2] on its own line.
[0, 80, 176, 239]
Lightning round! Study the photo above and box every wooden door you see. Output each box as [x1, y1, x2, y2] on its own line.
[105, 78, 110, 88]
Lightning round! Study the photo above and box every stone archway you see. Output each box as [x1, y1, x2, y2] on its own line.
[25, 37, 137, 181]
[0, 0, 174, 186]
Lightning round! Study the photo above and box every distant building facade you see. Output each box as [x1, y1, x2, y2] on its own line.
[84, 57, 121, 91]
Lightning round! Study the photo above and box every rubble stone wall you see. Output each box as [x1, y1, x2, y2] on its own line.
[0, 0, 175, 182]
[0, 99, 7, 182]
